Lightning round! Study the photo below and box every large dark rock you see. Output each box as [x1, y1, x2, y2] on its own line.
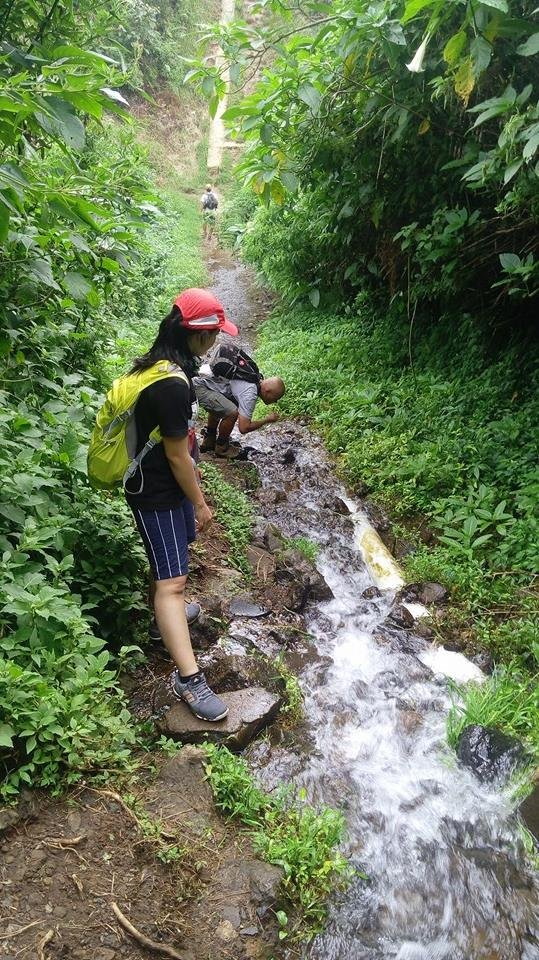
[362, 585, 382, 600]
[245, 546, 275, 582]
[263, 523, 284, 554]
[275, 548, 333, 612]
[399, 581, 449, 606]
[457, 725, 529, 784]
[386, 604, 415, 629]
[158, 687, 282, 749]
[229, 594, 270, 619]
[218, 859, 283, 920]
[519, 771, 539, 841]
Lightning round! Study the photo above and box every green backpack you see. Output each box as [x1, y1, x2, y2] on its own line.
[87, 361, 188, 492]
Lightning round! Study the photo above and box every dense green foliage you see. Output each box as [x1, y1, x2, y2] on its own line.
[199, 462, 254, 573]
[192, 0, 539, 673]
[203, 743, 353, 938]
[0, 1, 207, 794]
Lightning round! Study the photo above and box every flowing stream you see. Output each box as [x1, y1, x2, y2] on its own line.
[208, 259, 539, 960]
[245, 425, 538, 960]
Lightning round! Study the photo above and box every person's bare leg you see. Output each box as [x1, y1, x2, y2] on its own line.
[154, 575, 197, 676]
[217, 412, 238, 442]
[207, 411, 220, 431]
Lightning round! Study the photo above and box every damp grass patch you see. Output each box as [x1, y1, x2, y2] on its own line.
[447, 663, 539, 760]
[272, 654, 304, 724]
[203, 744, 354, 940]
[200, 462, 254, 575]
[283, 536, 320, 564]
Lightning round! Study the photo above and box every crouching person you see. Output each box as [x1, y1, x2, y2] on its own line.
[193, 343, 285, 458]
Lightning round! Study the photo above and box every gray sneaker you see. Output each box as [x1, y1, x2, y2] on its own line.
[149, 602, 202, 641]
[173, 671, 228, 722]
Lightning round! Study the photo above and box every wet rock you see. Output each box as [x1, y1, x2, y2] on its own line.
[282, 448, 295, 465]
[362, 585, 382, 600]
[400, 581, 449, 606]
[413, 620, 435, 640]
[387, 604, 415, 629]
[262, 523, 283, 554]
[333, 497, 351, 515]
[199, 649, 283, 695]
[189, 609, 223, 650]
[519, 769, 539, 841]
[158, 687, 282, 748]
[457, 725, 529, 784]
[275, 548, 333, 612]
[257, 487, 287, 508]
[219, 860, 283, 920]
[245, 546, 275, 582]
[229, 595, 270, 619]
[472, 649, 494, 674]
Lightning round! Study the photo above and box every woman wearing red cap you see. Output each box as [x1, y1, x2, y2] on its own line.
[124, 288, 238, 722]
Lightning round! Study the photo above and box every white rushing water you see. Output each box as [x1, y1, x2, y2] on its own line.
[244, 425, 538, 960]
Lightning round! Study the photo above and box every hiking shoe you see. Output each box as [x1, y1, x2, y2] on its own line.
[215, 439, 243, 459]
[148, 602, 202, 641]
[173, 671, 229, 722]
[199, 431, 217, 453]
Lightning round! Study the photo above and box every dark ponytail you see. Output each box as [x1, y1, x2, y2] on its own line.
[129, 306, 199, 378]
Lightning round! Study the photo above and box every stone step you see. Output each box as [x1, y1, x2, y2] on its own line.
[158, 686, 282, 749]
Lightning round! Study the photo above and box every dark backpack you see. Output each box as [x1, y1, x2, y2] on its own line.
[210, 344, 262, 385]
[202, 192, 218, 210]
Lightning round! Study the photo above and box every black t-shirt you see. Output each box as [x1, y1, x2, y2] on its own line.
[124, 377, 193, 510]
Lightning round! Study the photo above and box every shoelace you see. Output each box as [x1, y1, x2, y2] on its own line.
[189, 675, 215, 702]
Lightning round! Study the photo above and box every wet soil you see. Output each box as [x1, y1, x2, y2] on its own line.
[0, 750, 281, 960]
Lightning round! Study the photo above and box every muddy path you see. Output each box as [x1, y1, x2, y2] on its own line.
[203, 252, 539, 960]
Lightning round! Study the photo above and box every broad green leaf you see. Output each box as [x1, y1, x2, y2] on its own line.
[0, 503, 25, 524]
[298, 83, 321, 114]
[443, 32, 466, 65]
[478, 0, 508, 9]
[0, 724, 14, 748]
[471, 36, 492, 76]
[281, 170, 299, 191]
[63, 271, 93, 300]
[24, 258, 60, 289]
[35, 97, 85, 150]
[402, 0, 436, 24]
[523, 132, 539, 161]
[503, 159, 523, 183]
[517, 32, 539, 56]
[309, 288, 320, 307]
[454, 57, 475, 104]
[0, 202, 10, 243]
[499, 253, 521, 269]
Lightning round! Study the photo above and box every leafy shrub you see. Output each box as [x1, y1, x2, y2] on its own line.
[200, 462, 254, 573]
[203, 744, 353, 938]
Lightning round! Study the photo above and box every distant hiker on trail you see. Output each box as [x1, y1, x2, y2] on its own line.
[200, 184, 218, 238]
[90, 288, 238, 722]
[193, 343, 285, 459]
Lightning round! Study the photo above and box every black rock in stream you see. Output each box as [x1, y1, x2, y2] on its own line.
[457, 724, 530, 784]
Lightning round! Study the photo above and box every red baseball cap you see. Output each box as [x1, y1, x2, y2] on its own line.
[174, 288, 238, 336]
